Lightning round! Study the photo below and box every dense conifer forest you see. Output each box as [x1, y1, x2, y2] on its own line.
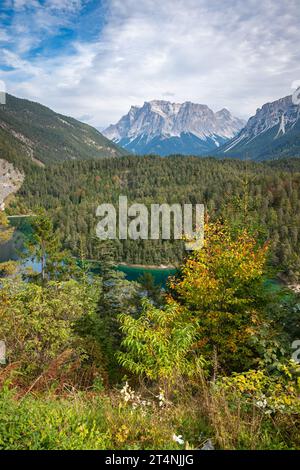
[9, 155, 300, 282]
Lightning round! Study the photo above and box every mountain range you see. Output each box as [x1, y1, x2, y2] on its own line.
[103, 100, 245, 156]
[1, 93, 300, 167]
[104, 96, 300, 161]
[0, 94, 126, 167]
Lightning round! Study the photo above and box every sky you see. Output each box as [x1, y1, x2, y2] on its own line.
[0, 0, 300, 129]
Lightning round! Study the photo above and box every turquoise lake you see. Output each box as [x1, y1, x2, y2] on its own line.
[117, 264, 176, 286]
[0, 216, 287, 291]
[0, 216, 176, 287]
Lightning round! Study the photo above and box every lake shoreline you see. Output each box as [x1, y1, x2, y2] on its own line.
[84, 259, 176, 270]
[117, 262, 176, 270]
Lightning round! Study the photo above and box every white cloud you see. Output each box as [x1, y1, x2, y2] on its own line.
[1, 0, 300, 128]
[11, 0, 82, 12]
[1, 0, 84, 55]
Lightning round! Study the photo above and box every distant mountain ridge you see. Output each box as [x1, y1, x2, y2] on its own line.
[0, 94, 127, 166]
[103, 100, 245, 156]
[218, 94, 300, 160]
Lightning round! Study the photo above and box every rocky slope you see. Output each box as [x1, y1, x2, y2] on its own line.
[0, 159, 23, 210]
[219, 95, 300, 160]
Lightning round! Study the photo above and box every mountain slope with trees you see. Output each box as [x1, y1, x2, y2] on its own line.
[0, 94, 127, 166]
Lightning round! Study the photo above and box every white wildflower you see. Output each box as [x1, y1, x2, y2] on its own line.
[256, 399, 267, 409]
[172, 434, 184, 445]
[120, 381, 135, 403]
[120, 382, 150, 410]
[157, 389, 166, 407]
[255, 395, 267, 409]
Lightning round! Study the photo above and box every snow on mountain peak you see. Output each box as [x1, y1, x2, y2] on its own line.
[103, 100, 245, 150]
[220, 94, 300, 159]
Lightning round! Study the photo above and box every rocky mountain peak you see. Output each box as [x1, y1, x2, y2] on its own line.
[103, 100, 245, 156]
[219, 94, 300, 160]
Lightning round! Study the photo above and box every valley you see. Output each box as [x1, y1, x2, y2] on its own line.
[1, 92, 300, 455]
[1, 0, 300, 455]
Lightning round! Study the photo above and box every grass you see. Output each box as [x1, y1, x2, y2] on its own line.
[0, 381, 299, 450]
[0, 386, 203, 450]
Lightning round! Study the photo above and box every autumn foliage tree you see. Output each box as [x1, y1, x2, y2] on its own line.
[170, 221, 271, 373]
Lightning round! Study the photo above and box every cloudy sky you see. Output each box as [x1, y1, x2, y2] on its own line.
[0, 0, 299, 128]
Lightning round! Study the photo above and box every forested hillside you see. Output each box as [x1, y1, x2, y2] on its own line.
[0, 94, 127, 166]
[11, 155, 300, 282]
